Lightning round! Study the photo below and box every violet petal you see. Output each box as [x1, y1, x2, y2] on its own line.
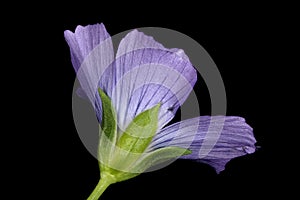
[111, 30, 197, 130]
[64, 23, 114, 122]
[149, 116, 256, 173]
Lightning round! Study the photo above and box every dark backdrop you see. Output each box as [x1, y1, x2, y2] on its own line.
[16, 4, 285, 199]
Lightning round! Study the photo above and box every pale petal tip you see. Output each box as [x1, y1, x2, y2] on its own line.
[236, 145, 256, 154]
[64, 23, 106, 34]
[63, 30, 74, 39]
[74, 23, 105, 33]
[244, 146, 256, 154]
[125, 28, 165, 49]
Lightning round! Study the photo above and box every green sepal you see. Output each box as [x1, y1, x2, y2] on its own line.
[96, 93, 192, 184]
[117, 103, 161, 153]
[129, 146, 192, 174]
[97, 88, 117, 168]
[101, 104, 161, 176]
[98, 88, 117, 141]
[102, 146, 191, 182]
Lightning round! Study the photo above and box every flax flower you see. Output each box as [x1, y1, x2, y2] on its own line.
[64, 23, 256, 199]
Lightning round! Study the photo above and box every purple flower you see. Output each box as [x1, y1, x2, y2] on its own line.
[64, 23, 256, 199]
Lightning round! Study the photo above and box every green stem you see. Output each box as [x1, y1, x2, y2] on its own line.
[87, 178, 112, 200]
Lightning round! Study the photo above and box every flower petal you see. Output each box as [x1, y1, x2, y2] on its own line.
[64, 23, 115, 121]
[149, 116, 256, 173]
[111, 30, 197, 130]
[64, 23, 112, 72]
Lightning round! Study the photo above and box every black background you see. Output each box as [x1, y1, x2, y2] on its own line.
[12, 3, 290, 199]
